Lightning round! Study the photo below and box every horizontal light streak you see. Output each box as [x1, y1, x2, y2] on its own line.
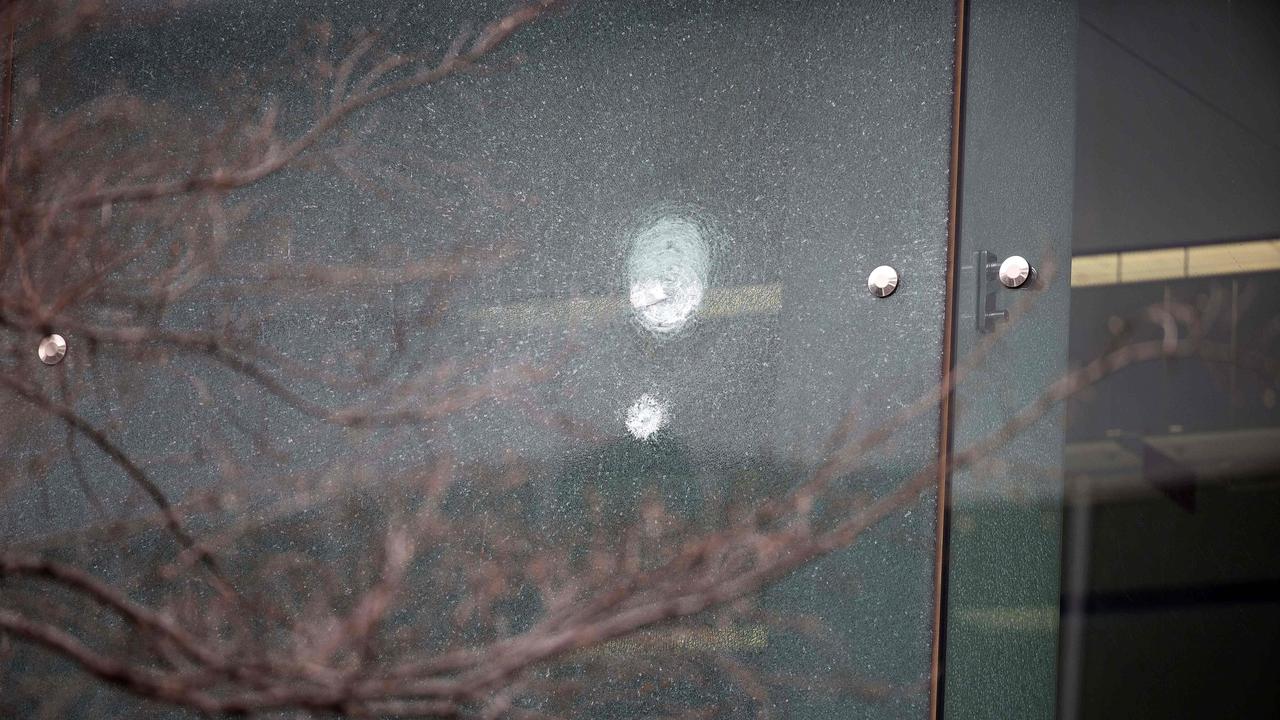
[1072, 238, 1280, 287]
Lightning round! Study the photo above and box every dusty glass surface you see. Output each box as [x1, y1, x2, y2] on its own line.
[941, 2, 1076, 718]
[0, 1, 957, 717]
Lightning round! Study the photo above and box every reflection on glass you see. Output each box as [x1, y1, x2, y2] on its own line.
[1061, 2, 1280, 716]
[0, 1, 958, 718]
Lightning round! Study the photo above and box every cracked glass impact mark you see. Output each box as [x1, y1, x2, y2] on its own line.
[625, 393, 667, 441]
[627, 212, 712, 339]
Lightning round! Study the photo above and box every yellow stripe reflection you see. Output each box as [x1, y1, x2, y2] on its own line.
[1071, 238, 1280, 287]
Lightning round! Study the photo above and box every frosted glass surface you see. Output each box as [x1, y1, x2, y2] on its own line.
[0, 1, 956, 717]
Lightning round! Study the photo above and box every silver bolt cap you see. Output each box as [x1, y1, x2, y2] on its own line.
[998, 255, 1033, 288]
[38, 334, 67, 365]
[867, 265, 899, 298]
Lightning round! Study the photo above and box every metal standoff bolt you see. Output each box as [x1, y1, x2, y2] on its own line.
[38, 334, 67, 365]
[867, 265, 899, 298]
[997, 255, 1035, 288]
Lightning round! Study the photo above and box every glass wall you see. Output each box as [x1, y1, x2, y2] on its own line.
[1059, 1, 1280, 717]
[0, 2, 960, 718]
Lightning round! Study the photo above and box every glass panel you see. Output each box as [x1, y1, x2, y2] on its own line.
[0, 2, 958, 718]
[1061, 1, 1280, 718]
[941, 2, 1076, 719]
